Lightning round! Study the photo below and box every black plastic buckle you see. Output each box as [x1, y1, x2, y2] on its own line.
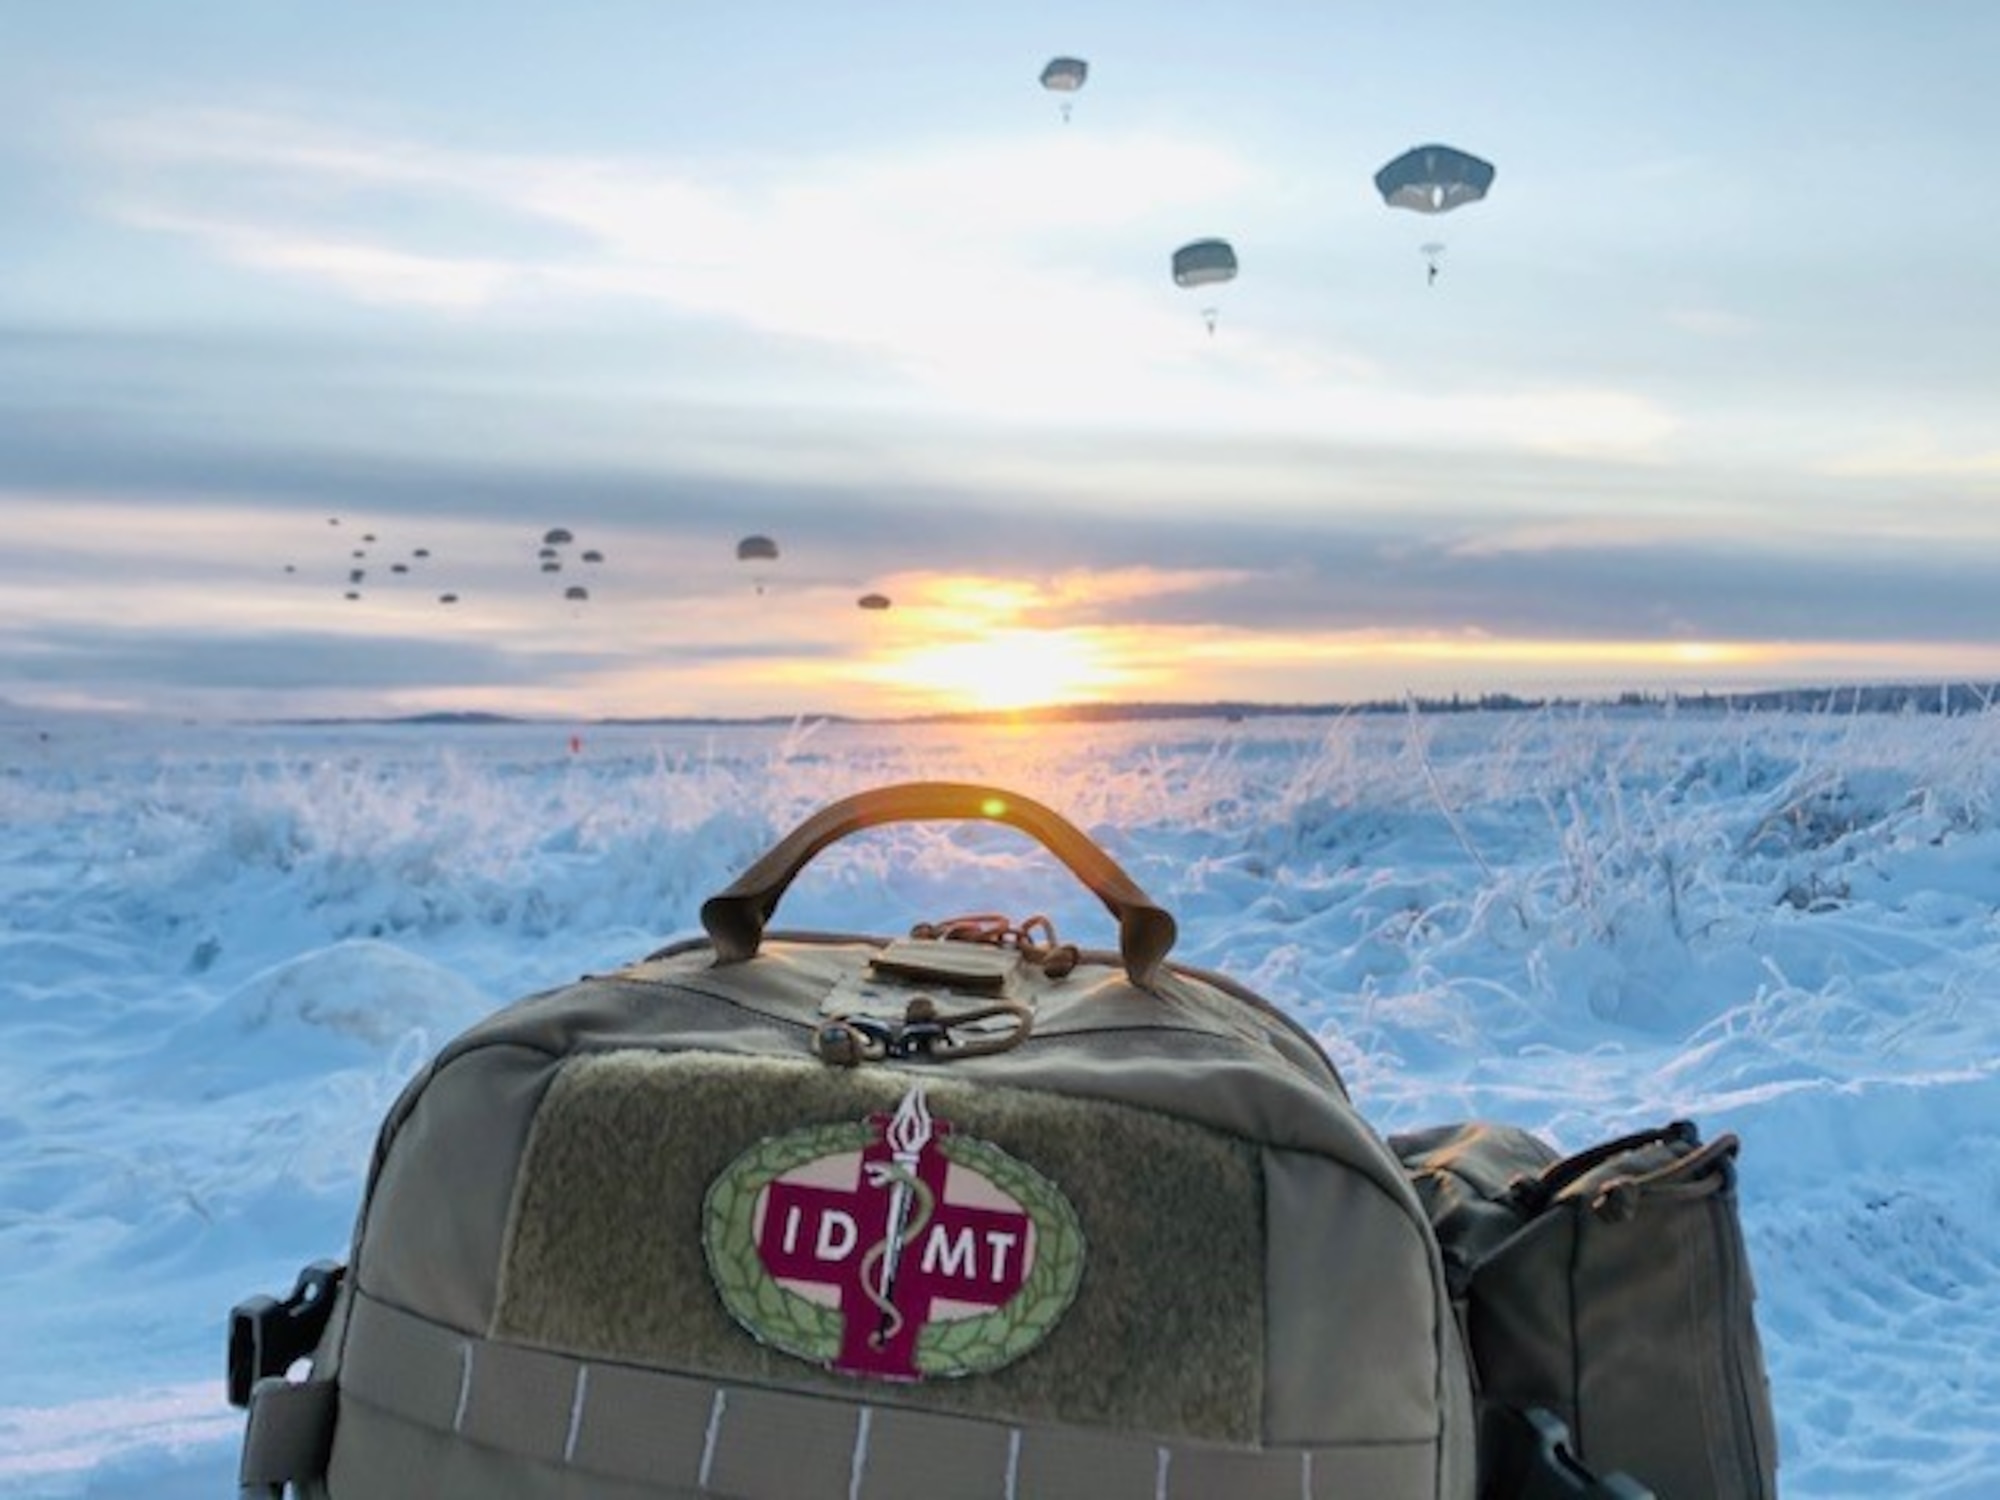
[227, 1260, 345, 1409]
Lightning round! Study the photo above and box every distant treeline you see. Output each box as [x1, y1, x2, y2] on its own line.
[910, 682, 2000, 724]
[1603, 683, 2000, 717]
[269, 682, 2000, 730]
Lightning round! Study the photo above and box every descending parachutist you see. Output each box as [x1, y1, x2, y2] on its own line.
[1040, 56, 1087, 124]
[1173, 239, 1238, 334]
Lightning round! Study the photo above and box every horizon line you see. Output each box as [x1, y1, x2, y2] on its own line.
[245, 679, 2000, 729]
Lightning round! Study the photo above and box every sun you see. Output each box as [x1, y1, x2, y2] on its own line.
[874, 629, 1130, 713]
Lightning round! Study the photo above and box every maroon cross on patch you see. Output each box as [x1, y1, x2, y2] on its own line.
[756, 1088, 1033, 1379]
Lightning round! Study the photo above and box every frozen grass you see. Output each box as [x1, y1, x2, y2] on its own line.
[2, 703, 1997, 1495]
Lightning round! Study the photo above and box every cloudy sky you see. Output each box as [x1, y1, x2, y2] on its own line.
[4, 2, 1997, 720]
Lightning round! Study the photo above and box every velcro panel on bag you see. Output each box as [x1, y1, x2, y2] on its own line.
[493, 1050, 1266, 1442]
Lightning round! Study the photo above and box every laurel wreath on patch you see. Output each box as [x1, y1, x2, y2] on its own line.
[704, 1124, 1086, 1377]
[704, 1122, 862, 1363]
[916, 1137, 1085, 1375]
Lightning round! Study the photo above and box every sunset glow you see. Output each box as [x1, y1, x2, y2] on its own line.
[7, 7, 1998, 722]
[865, 629, 1138, 714]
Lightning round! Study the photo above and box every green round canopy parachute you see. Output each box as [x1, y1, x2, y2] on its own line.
[1040, 56, 1087, 120]
[1378, 146, 1492, 283]
[737, 534, 779, 594]
[856, 593, 892, 611]
[1172, 238, 1238, 288]
[564, 585, 589, 602]
[543, 528, 575, 546]
[1374, 144, 1495, 214]
[1172, 239, 1238, 333]
[1040, 56, 1087, 92]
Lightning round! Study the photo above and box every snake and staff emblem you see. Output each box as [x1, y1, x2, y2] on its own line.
[710, 1080, 1086, 1381]
[860, 1087, 936, 1353]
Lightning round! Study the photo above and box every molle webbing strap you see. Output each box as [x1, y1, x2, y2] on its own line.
[331, 1290, 1439, 1498]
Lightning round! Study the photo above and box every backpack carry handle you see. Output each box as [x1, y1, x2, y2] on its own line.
[701, 781, 1177, 988]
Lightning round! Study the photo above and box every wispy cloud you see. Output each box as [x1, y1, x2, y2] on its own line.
[883, 566, 1258, 626]
[1818, 431, 2000, 481]
[95, 107, 1240, 331]
[83, 105, 1680, 459]
[1444, 517, 1721, 558]
[98, 107, 450, 187]
[114, 206, 524, 309]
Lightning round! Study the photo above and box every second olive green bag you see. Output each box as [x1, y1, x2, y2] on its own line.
[1393, 1120, 1780, 1500]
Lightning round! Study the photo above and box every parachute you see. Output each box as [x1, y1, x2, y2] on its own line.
[1040, 56, 1087, 121]
[1373, 144, 1495, 214]
[438, 593, 459, 605]
[533, 530, 600, 599]
[1172, 238, 1238, 334]
[1376, 145, 1494, 282]
[736, 534, 779, 595]
[1172, 238, 1238, 287]
[856, 592, 892, 611]
[1040, 56, 1087, 91]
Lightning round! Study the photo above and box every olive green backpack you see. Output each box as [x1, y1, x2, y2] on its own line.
[232, 783, 1478, 1498]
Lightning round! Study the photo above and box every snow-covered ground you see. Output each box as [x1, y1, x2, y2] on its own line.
[1, 705, 1995, 1497]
